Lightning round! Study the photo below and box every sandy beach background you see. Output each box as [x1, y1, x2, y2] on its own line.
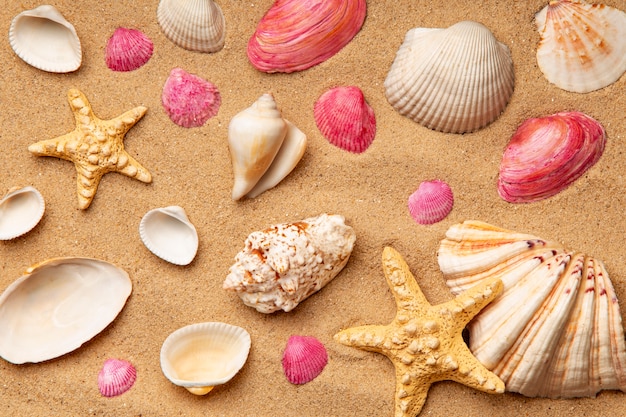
[1, 0, 626, 416]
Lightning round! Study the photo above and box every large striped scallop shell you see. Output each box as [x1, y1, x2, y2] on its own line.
[437, 220, 626, 398]
[157, 0, 226, 53]
[536, 0, 626, 93]
[384, 21, 514, 134]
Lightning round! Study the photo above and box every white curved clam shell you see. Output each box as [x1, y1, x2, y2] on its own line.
[160, 322, 251, 395]
[384, 20, 514, 134]
[139, 206, 198, 266]
[0, 258, 132, 364]
[157, 0, 226, 53]
[9, 5, 82, 73]
[0, 186, 45, 240]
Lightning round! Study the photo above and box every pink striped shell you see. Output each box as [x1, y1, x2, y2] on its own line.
[105, 28, 153, 72]
[408, 180, 454, 225]
[282, 335, 328, 385]
[98, 358, 137, 397]
[161, 68, 221, 128]
[314, 86, 376, 153]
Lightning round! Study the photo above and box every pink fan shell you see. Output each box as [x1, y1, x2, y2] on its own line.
[98, 358, 137, 397]
[282, 335, 328, 385]
[162, 68, 221, 128]
[314, 86, 376, 153]
[408, 180, 454, 225]
[105, 27, 153, 72]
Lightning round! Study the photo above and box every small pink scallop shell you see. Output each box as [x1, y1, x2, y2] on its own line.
[408, 180, 454, 225]
[282, 335, 328, 385]
[98, 358, 137, 397]
[105, 28, 153, 72]
[314, 86, 376, 153]
[162, 67, 221, 128]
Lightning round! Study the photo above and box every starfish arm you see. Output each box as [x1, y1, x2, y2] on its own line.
[28, 132, 80, 161]
[393, 372, 430, 417]
[382, 247, 430, 313]
[75, 165, 105, 210]
[334, 325, 389, 352]
[446, 337, 505, 395]
[67, 89, 96, 126]
[115, 151, 152, 183]
[109, 106, 148, 137]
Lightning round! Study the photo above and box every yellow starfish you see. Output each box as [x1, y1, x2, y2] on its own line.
[334, 247, 505, 417]
[28, 89, 152, 209]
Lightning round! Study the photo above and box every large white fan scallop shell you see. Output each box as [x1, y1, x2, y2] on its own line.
[384, 21, 514, 134]
[437, 220, 626, 398]
[535, 0, 626, 93]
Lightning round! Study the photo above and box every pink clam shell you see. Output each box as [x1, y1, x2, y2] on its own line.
[314, 86, 376, 153]
[408, 180, 454, 225]
[282, 335, 328, 385]
[98, 358, 137, 397]
[162, 68, 221, 128]
[105, 28, 153, 72]
[247, 0, 367, 73]
[498, 111, 606, 203]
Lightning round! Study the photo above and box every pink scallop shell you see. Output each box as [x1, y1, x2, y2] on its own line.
[498, 111, 606, 203]
[282, 335, 328, 385]
[105, 28, 153, 72]
[247, 0, 367, 73]
[314, 86, 376, 153]
[408, 180, 454, 225]
[162, 67, 221, 128]
[98, 358, 137, 397]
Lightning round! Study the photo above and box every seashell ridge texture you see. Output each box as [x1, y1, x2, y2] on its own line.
[105, 27, 154, 72]
[223, 213, 356, 313]
[384, 20, 514, 134]
[282, 335, 328, 384]
[437, 220, 626, 398]
[98, 358, 137, 397]
[408, 180, 454, 225]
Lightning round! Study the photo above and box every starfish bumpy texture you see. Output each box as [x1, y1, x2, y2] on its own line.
[334, 247, 505, 417]
[28, 89, 152, 209]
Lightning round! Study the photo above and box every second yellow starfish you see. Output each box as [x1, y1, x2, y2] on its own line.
[28, 89, 152, 209]
[335, 246, 504, 417]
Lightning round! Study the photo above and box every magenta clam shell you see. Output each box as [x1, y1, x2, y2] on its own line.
[282, 335, 328, 385]
[408, 180, 454, 225]
[314, 86, 376, 153]
[98, 358, 137, 397]
[247, 0, 367, 73]
[498, 111, 606, 203]
[161, 68, 221, 128]
[105, 28, 153, 72]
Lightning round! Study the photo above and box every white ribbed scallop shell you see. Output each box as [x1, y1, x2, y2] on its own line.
[384, 21, 514, 134]
[437, 220, 626, 398]
[535, 0, 626, 93]
[157, 0, 226, 53]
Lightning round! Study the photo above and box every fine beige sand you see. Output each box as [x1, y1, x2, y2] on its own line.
[2, 1, 626, 416]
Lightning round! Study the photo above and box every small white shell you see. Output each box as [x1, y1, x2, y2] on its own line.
[0, 258, 132, 364]
[157, 0, 226, 53]
[384, 20, 514, 133]
[139, 206, 198, 266]
[160, 322, 251, 395]
[0, 186, 45, 240]
[9, 5, 82, 73]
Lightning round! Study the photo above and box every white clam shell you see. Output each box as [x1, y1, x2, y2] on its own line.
[0, 186, 45, 240]
[0, 258, 132, 364]
[9, 5, 82, 73]
[228, 94, 307, 200]
[139, 206, 199, 266]
[160, 322, 251, 395]
[157, 0, 226, 53]
[384, 20, 514, 134]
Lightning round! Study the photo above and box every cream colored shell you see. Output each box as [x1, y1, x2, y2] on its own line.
[139, 206, 199, 266]
[384, 20, 514, 134]
[0, 186, 45, 240]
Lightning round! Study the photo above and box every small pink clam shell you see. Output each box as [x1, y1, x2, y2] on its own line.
[105, 28, 153, 72]
[498, 111, 606, 203]
[314, 86, 376, 153]
[98, 358, 137, 397]
[282, 335, 328, 385]
[408, 180, 454, 225]
[247, 0, 367, 73]
[162, 68, 221, 128]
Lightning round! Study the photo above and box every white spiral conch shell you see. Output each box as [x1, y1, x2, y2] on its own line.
[223, 213, 356, 313]
[384, 20, 514, 134]
[437, 220, 626, 398]
[228, 93, 307, 200]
